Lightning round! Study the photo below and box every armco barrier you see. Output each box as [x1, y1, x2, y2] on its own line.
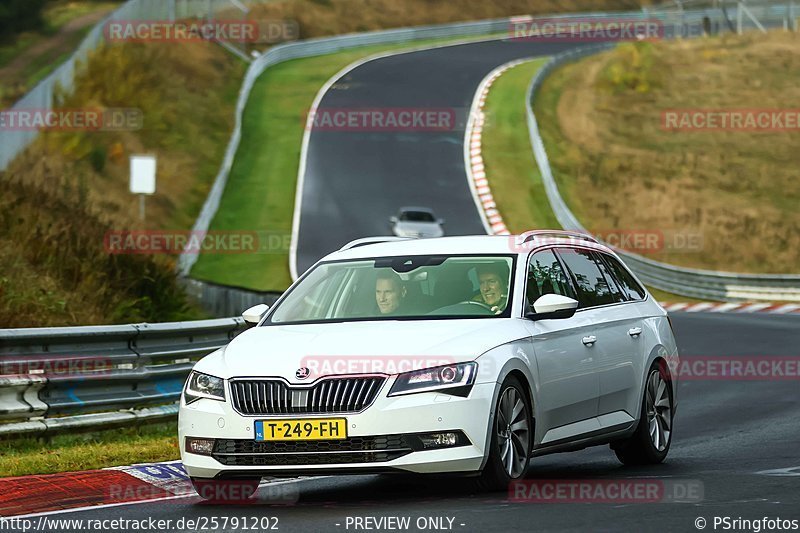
[525, 35, 800, 302]
[180, 278, 282, 318]
[0, 318, 246, 435]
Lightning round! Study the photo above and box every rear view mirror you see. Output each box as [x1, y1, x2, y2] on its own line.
[242, 303, 270, 325]
[525, 294, 578, 321]
[390, 216, 399, 224]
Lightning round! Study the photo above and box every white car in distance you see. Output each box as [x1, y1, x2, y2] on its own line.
[179, 231, 679, 500]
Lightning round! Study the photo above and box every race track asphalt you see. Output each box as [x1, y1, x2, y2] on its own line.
[20, 312, 800, 533]
[294, 38, 581, 275]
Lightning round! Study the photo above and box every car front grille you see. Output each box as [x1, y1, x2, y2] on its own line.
[212, 435, 413, 466]
[229, 376, 385, 415]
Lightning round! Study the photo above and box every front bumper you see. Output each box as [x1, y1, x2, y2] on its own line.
[179, 381, 495, 479]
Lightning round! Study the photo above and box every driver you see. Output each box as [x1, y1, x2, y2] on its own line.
[472, 263, 509, 314]
[375, 270, 407, 315]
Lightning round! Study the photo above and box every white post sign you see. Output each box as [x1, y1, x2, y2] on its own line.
[130, 155, 157, 221]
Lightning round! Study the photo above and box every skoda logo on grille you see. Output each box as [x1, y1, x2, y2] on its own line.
[295, 367, 310, 380]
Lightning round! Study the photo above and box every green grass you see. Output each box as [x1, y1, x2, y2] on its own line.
[190, 34, 504, 292]
[0, 423, 179, 477]
[480, 59, 715, 304]
[481, 58, 559, 233]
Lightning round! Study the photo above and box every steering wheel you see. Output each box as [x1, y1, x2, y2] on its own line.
[458, 300, 496, 314]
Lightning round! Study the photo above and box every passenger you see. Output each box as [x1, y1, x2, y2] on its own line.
[473, 263, 509, 314]
[375, 270, 407, 315]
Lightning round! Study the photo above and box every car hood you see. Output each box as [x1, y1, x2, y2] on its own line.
[195, 319, 527, 383]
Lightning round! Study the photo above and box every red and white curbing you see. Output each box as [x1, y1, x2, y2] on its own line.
[465, 59, 533, 236]
[0, 461, 189, 517]
[661, 302, 800, 314]
[0, 460, 304, 517]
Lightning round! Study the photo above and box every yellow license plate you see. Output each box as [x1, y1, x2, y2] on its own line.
[255, 418, 347, 441]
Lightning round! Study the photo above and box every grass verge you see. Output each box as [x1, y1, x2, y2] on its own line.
[534, 31, 800, 274]
[0, 422, 178, 478]
[481, 59, 559, 233]
[481, 59, 714, 304]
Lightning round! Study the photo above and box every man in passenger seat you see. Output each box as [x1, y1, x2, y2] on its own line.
[472, 263, 509, 315]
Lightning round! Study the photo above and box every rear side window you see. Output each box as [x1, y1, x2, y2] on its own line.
[526, 249, 576, 307]
[600, 254, 647, 301]
[556, 248, 617, 308]
[591, 251, 625, 304]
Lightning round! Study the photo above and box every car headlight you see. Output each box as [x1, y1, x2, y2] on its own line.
[388, 362, 477, 397]
[184, 371, 225, 403]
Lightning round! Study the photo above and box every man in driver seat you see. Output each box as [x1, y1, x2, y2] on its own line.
[375, 270, 408, 315]
[472, 263, 509, 315]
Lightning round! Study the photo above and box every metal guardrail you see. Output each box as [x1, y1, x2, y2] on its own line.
[0, 318, 246, 435]
[525, 32, 800, 301]
[181, 278, 282, 318]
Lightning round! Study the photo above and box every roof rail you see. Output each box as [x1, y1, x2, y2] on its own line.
[339, 236, 412, 251]
[514, 230, 599, 246]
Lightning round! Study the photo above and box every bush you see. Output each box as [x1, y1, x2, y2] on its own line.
[0, 0, 47, 42]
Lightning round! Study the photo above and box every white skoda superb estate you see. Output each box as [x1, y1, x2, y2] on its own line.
[179, 231, 679, 498]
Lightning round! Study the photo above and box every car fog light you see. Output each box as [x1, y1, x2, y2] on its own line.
[420, 432, 458, 449]
[186, 437, 215, 456]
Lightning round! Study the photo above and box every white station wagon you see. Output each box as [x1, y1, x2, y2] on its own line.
[179, 231, 679, 499]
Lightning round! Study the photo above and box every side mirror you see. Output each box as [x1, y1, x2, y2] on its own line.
[389, 216, 399, 224]
[525, 294, 578, 321]
[437, 218, 446, 225]
[242, 303, 270, 325]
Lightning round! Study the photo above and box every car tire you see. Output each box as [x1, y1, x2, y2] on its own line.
[477, 375, 532, 491]
[190, 477, 261, 502]
[613, 360, 674, 466]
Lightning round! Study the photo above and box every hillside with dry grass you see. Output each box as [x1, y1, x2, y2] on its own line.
[0, 41, 246, 327]
[247, 0, 644, 38]
[535, 31, 800, 274]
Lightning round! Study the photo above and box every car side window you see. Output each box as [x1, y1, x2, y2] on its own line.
[556, 248, 616, 308]
[591, 251, 625, 304]
[526, 249, 576, 308]
[600, 254, 647, 301]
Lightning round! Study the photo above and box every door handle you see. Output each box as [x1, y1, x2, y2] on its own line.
[582, 335, 597, 346]
[628, 327, 643, 337]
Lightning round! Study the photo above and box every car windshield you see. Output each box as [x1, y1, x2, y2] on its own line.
[267, 255, 515, 324]
[399, 211, 436, 222]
